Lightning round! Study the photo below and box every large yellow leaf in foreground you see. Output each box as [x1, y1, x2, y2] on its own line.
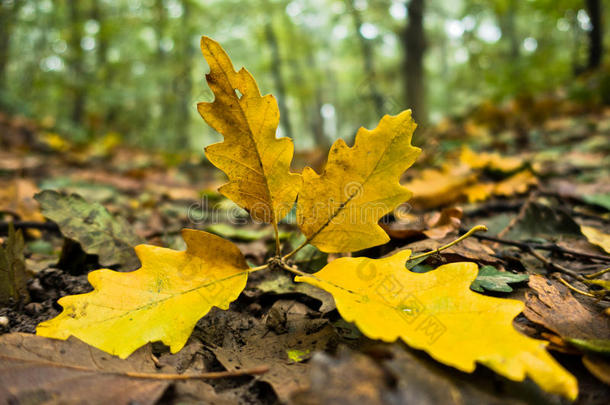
[295, 251, 578, 399]
[37, 229, 249, 359]
[296, 110, 421, 253]
[198, 36, 301, 224]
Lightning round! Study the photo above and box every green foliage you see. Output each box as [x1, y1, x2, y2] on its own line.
[1, 0, 606, 149]
[470, 265, 529, 293]
[34, 190, 144, 270]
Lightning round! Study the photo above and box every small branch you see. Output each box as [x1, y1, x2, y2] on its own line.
[526, 247, 585, 281]
[0, 354, 268, 380]
[584, 267, 610, 279]
[282, 240, 308, 261]
[274, 258, 311, 278]
[247, 263, 269, 273]
[409, 224, 488, 262]
[554, 274, 596, 298]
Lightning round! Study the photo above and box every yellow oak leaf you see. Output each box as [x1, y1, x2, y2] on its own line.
[37, 229, 249, 359]
[197, 36, 301, 224]
[296, 110, 421, 253]
[295, 251, 578, 399]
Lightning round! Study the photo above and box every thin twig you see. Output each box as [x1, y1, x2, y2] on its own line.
[274, 259, 311, 278]
[409, 224, 488, 262]
[463, 230, 610, 262]
[554, 274, 596, 298]
[526, 247, 585, 281]
[0, 354, 269, 380]
[248, 263, 269, 273]
[584, 267, 610, 279]
[282, 240, 308, 261]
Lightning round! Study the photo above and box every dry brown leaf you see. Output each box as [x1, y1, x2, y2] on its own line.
[382, 207, 462, 240]
[0, 333, 168, 405]
[524, 275, 610, 341]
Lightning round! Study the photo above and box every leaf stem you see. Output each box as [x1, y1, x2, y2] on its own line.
[275, 260, 310, 278]
[281, 240, 308, 261]
[248, 264, 269, 273]
[584, 267, 610, 279]
[409, 224, 488, 262]
[273, 222, 281, 257]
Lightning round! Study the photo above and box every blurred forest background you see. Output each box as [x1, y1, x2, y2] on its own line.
[0, 0, 607, 152]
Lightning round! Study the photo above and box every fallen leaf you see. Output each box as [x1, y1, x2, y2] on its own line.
[470, 266, 529, 293]
[295, 251, 578, 399]
[206, 309, 338, 402]
[404, 165, 475, 209]
[492, 170, 538, 197]
[422, 207, 463, 239]
[290, 348, 392, 405]
[0, 225, 30, 305]
[0, 333, 168, 405]
[198, 36, 301, 224]
[505, 202, 581, 242]
[37, 229, 249, 359]
[35, 190, 144, 270]
[580, 225, 610, 254]
[460, 146, 525, 173]
[524, 275, 610, 346]
[383, 207, 462, 240]
[296, 110, 421, 252]
[462, 182, 494, 203]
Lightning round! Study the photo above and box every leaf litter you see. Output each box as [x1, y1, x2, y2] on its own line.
[0, 36, 609, 404]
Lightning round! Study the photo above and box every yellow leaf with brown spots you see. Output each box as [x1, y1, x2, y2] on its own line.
[197, 36, 301, 224]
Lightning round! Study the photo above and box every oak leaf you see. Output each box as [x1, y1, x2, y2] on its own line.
[295, 251, 578, 399]
[37, 229, 249, 359]
[296, 110, 421, 253]
[198, 36, 301, 224]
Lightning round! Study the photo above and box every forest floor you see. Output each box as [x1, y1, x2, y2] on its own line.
[0, 100, 609, 404]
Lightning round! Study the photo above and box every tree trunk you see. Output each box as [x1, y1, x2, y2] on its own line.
[265, 20, 294, 140]
[175, 0, 193, 148]
[68, 0, 86, 127]
[402, 0, 427, 123]
[346, 0, 384, 117]
[586, 0, 603, 70]
[155, 0, 171, 144]
[0, 0, 22, 102]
